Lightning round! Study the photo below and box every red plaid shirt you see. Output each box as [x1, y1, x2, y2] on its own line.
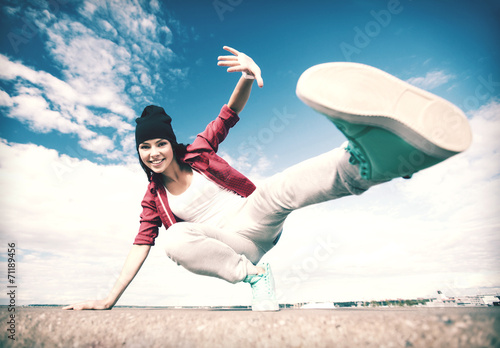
[133, 105, 256, 245]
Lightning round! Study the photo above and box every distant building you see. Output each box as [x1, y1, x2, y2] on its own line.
[426, 290, 500, 307]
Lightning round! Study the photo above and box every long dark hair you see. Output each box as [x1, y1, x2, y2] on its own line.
[138, 141, 188, 181]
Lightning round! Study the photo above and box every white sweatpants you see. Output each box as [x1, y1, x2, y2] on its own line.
[164, 146, 382, 283]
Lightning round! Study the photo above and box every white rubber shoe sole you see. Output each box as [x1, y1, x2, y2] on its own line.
[296, 62, 472, 160]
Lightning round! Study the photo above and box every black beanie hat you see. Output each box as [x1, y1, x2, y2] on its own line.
[135, 105, 177, 149]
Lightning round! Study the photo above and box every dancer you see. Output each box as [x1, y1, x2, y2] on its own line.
[63, 46, 471, 311]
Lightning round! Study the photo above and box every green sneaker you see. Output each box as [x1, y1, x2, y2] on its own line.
[296, 62, 472, 180]
[243, 263, 279, 311]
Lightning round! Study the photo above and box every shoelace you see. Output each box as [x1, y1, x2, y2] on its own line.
[252, 273, 274, 297]
[346, 142, 370, 180]
[346, 141, 413, 180]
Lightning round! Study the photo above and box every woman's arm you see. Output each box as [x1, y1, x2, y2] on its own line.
[62, 244, 151, 310]
[227, 76, 254, 114]
[218, 46, 263, 114]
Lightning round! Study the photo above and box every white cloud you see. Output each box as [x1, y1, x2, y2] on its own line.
[219, 150, 272, 183]
[0, 0, 497, 307]
[160, 26, 173, 45]
[0, 139, 147, 304]
[407, 70, 455, 90]
[262, 99, 500, 303]
[0, 140, 144, 248]
[80, 1, 97, 18]
[79, 134, 115, 154]
[100, 19, 118, 37]
[0, 0, 187, 160]
[10, 92, 93, 138]
[0, 54, 136, 156]
[0, 100, 498, 306]
[150, 0, 161, 13]
[395, 100, 500, 217]
[0, 139, 250, 306]
[3, 5, 20, 16]
[0, 89, 13, 107]
[129, 85, 142, 95]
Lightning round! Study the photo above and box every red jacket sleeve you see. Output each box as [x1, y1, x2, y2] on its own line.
[133, 186, 162, 246]
[188, 104, 239, 153]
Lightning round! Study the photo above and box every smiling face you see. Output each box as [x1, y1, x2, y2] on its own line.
[138, 138, 175, 175]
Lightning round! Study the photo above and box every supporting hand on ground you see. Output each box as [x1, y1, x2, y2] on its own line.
[62, 299, 112, 310]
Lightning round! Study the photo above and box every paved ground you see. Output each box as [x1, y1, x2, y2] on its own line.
[1, 307, 499, 347]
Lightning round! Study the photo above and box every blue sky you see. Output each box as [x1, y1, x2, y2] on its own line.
[0, 0, 499, 306]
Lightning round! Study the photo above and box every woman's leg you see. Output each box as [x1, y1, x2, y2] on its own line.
[163, 222, 266, 283]
[225, 144, 385, 251]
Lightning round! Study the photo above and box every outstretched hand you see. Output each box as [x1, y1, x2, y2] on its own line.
[62, 299, 111, 311]
[218, 46, 264, 88]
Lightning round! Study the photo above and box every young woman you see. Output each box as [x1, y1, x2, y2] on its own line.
[63, 46, 471, 311]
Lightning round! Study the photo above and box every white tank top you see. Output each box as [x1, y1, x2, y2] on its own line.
[166, 170, 245, 228]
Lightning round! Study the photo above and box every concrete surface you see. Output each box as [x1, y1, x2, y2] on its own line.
[1, 307, 499, 347]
